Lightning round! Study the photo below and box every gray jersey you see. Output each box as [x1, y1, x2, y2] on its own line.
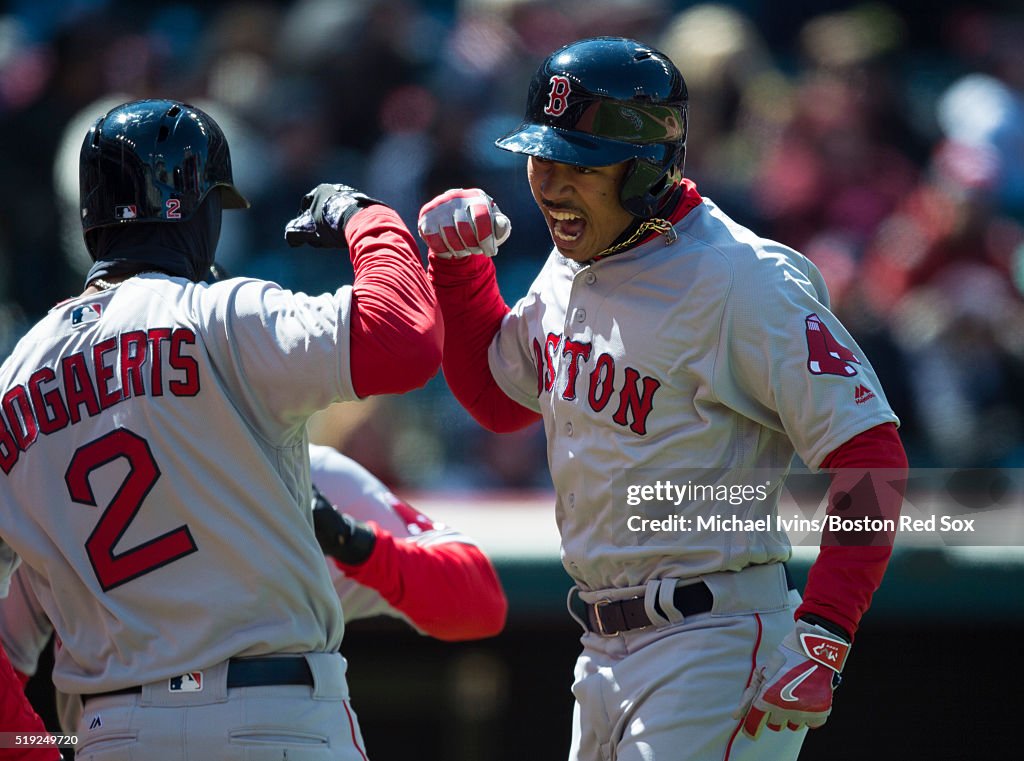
[0, 274, 356, 694]
[488, 198, 898, 591]
[0, 444, 481, 733]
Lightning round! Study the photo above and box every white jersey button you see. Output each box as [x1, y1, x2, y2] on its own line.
[584, 272, 597, 285]
[565, 421, 574, 436]
[575, 309, 586, 322]
[568, 492, 575, 508]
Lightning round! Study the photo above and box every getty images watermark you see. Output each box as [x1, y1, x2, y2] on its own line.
[619, 468, 1024, 547]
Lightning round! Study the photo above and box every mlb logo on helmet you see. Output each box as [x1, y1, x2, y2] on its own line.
[168, 671, 203, 692]
[70, 303, 102, 327]
[115, 205, 138, 219]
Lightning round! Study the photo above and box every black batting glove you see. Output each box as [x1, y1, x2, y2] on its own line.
[311, 484, 377, 565]
[284, 183, 384, 249]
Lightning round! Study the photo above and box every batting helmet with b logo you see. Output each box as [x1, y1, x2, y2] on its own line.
[496, 37, 688, 219]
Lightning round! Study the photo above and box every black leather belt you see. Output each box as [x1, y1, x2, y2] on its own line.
[578, 565, 796, 637]
[83, 656, 313, 703]
[582, 582, 714, 636]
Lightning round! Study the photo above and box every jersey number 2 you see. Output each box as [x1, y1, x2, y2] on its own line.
[65, 428, 197, 591]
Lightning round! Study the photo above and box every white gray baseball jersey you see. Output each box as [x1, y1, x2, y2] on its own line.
[0, 444, 484, 734]
[0, 273, 355, 695]
[488, 197, 899, 592]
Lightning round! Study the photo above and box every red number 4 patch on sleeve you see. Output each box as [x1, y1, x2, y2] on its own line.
[805, 313, 860, 376]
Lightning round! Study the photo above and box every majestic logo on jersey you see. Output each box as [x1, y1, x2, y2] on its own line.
[71, 303, 103, 327]
[854, 384, 875, 405]
[169, 671, 203, 692]
[544, 76, 572, 117]
[533, 332, 661, 435]
[804, 314, 859, 376]
[115, 205, 138, 220]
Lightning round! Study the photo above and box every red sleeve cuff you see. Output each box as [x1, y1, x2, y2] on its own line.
[336, 522, 507, 641]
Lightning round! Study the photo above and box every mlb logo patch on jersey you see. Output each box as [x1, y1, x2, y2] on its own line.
[168, 671, 203, 692]
[70, 303, 102, 327]
[115, 205, 138, 219]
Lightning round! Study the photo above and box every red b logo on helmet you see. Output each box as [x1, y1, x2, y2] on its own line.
[544, 76, 571, 117]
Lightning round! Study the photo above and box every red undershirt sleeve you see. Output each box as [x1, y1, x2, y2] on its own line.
[0, 645, 60, 760]
[346, 205, 443, 397]
[332, 523, 508, 641]
[796, 422, 908, 639]
[428, 254, 540, 432]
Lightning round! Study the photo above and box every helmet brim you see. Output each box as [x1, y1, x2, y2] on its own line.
[495, 123, 667, 168]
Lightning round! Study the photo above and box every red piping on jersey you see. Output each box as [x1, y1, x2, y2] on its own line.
[343, 699, 369, 761]
[428, 254, 540, 432]
[333, 522, 508, 641]
[346, 204, 443, 397]
[725, 612, 764, 760]
[796, 422, 907, 639]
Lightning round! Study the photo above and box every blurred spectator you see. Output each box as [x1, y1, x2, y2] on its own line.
[889, 263, 1024, 466]
[3, 0, 1024, 481]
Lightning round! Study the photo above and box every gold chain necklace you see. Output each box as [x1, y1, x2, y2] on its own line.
[593, 218, 678, 260]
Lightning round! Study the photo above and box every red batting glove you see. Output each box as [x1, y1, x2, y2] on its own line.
[418, 188, 511, 258]
[733, 619, 850, 739]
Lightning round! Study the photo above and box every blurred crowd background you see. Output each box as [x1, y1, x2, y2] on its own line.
[1, 0, 1023, 491]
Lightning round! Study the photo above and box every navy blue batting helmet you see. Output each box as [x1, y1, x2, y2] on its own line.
[496, 37, 688, 219]
[80, 99, 249, 238]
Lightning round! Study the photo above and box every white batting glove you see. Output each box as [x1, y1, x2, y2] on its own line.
[733, 619, 850, 739]
[418, 188, 511, 258]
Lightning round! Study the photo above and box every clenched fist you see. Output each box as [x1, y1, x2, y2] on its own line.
[285, 183, 383, 249]
[418, 188, 511, 258]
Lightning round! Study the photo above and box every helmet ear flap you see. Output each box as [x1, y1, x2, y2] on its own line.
[619, 149, 685, 218]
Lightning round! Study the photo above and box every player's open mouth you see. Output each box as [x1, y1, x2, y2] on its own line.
[549, 209, 586, 243]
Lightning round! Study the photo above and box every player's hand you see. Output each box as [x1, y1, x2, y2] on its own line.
[285, 183, 383, 249]
[310, 484, 377, 565]
[418, 188, 511, 258]
[733, 618, 850, 739]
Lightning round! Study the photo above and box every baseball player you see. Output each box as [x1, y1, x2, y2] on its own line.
[0, 98, 441, 760]
[0, 442, 506, 735]
[418, 38, 908, 760]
